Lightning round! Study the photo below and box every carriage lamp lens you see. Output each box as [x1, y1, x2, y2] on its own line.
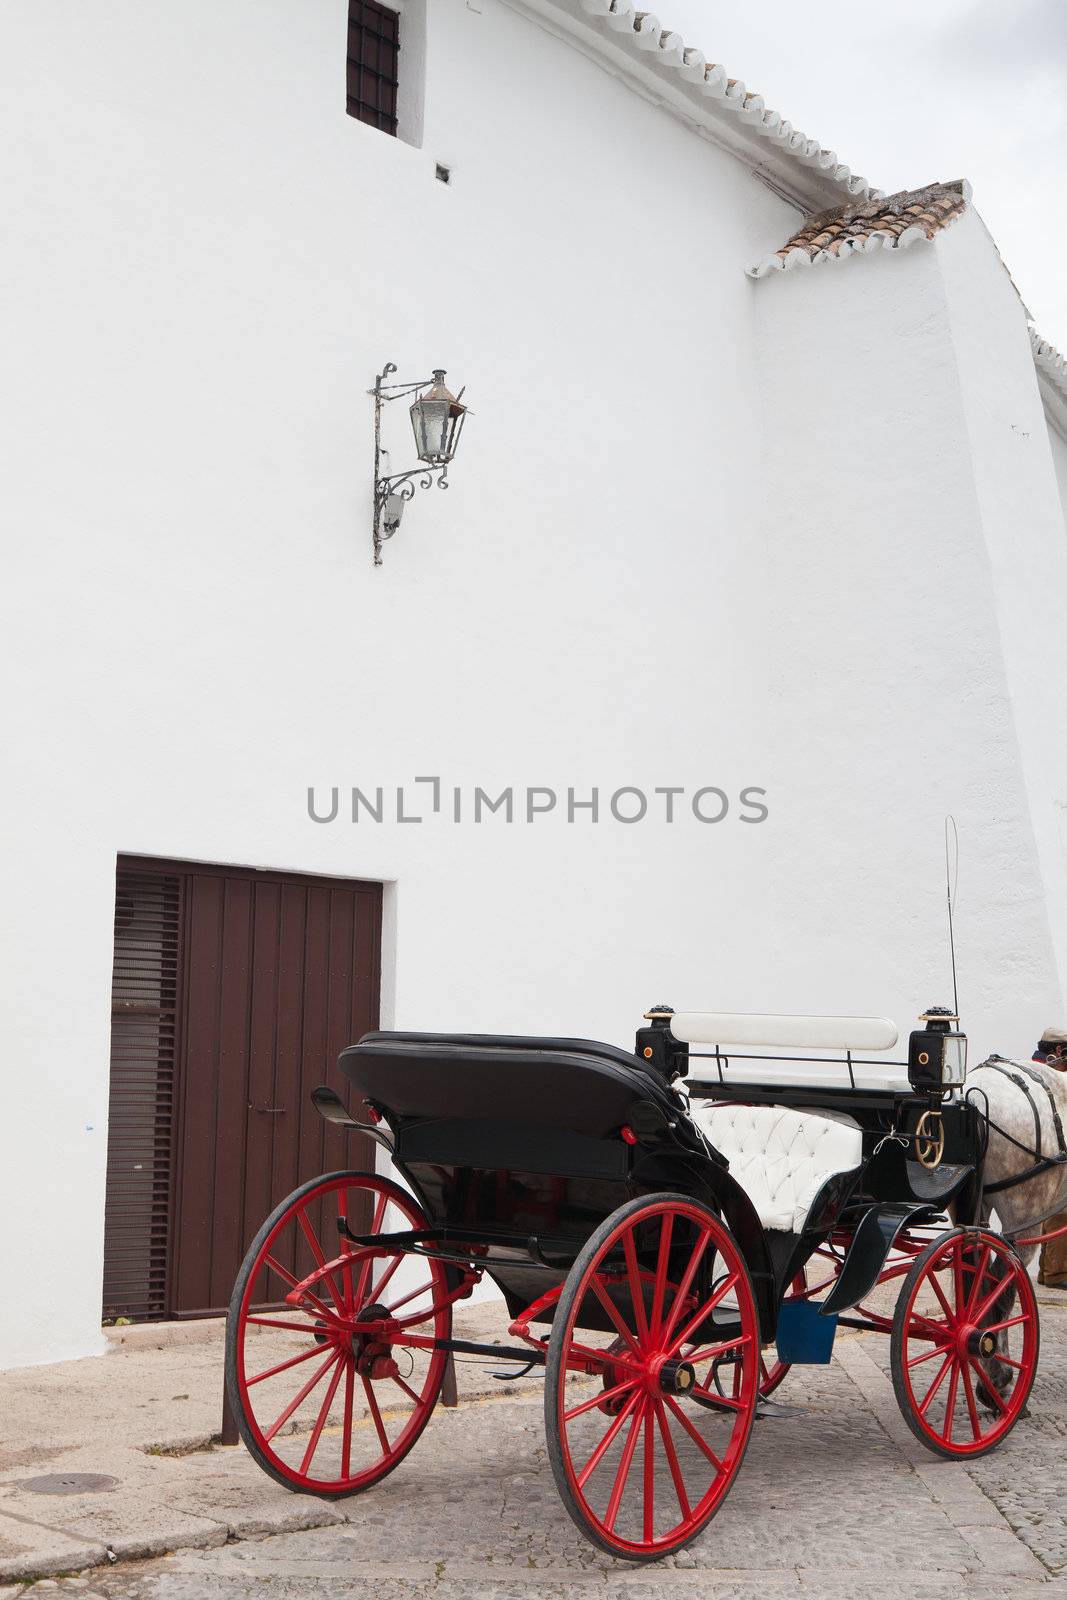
[941, 1032, 967, 1088]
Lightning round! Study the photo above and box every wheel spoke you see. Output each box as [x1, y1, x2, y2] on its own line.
[963, 1243, 991, 1319]
[908, 1310, 952, 1342]
[381, 1279, 436, 1317]
[684, 1333, 752, 1366]
[983, 1314, 1028, 1335]
[972, 1274, 1013, 1329]
[649, 1212, 674, 1343]
[362, 1375, 391, 1455]
[951, 1238, 965, 1315]
[660, 1226, 712, 1349]
[246, 1315, 329, 1335]
[263, 1254, 343, 1329]
[390, 1372, 423, 1407]
[263, 1348, 340, 1443]
[564, 1377, 639, 1423]
[906, 1340, 951, 1370]
[662, 1392, 725, 1471]
[942, 1360, 961, 1445]
[297, 1210, 345, 1314]
[299, 1353, 346, 1475]
[340, 1357, 354, 1480]
[566, 1339, 643, 1376]
[576, 1390, 642, 1491]
[666, 1273, 740, 1359]
[604, 1400, 645, 1533]
[338, 1191, 355, 1311]
[590, 1276, 642, 1358]
[367, 1249, 405, 1309]
[654, 1398, 691, 1522]
[642, 1403, 655, 1544]
[690, 1383, 744, 1412]
[622, 1229, 650, 1348]
[927, 1269, 956, 1324]
[917, 1350, 954, 1416]
[355, 1192, 389, 1306]
[969, 1356, 1009, 1414]
[247, 1341, 334, 1388]
[960, 1358, 981, 1442]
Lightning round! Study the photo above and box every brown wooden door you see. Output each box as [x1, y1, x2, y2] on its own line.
[103, 857, 380, 1321]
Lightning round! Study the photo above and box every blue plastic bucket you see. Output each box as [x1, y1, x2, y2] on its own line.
[774, 1298, 838, 1365]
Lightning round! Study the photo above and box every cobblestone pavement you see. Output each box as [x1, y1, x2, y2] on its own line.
[25, 1320, 1067, 1600]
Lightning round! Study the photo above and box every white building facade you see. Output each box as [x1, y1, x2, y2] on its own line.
[2, 0, 1067, 1368]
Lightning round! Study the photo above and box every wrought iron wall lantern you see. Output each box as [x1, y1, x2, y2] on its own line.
[371, 362, 470, 565]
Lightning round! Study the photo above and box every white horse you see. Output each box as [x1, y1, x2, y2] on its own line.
[967, 1054, 1067, 1244]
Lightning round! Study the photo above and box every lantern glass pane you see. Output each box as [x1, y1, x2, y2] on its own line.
[942, 1033, 967, 1088]
[411, 397, 452, 463]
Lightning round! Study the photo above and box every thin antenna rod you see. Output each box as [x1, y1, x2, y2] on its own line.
[945, 815, 960, 1018]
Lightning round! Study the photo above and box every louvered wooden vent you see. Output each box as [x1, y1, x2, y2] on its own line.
[102, 867, 182, 1321]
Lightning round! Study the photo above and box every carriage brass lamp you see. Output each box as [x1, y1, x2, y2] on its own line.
[370, 362, 470, 565]
[908, 1007, 968, 1094]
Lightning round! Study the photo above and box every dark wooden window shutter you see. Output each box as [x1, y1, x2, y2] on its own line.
[347, 0, 401, 136]
[103, 866, 182, 1321]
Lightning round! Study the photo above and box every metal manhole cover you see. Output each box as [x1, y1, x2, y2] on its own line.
[21, 1473, 120, 1496]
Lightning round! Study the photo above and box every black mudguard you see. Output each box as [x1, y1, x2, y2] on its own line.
[311, 1084, 395, 1151]
[819, 1201, 943, 1316]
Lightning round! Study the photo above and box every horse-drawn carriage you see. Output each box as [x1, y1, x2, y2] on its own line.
[225, 1002, 1045, 1561]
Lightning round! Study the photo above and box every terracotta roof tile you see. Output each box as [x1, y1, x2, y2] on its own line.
[748, 180, 970, 278]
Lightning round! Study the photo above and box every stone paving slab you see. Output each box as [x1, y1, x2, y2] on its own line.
[6, 1298, 1067, 1593]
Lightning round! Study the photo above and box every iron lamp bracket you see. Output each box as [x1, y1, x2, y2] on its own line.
[370, 362, 464, 565]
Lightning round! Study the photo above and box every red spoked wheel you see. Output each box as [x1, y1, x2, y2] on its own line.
[225, 1170, 455, 1495]
[545, 1193, 760, 1561]
[890, 1227, 1038, 1459]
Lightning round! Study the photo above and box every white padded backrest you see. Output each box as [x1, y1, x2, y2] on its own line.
[690, 1102, 863, 1233]
[670, 1011, 899, 1052]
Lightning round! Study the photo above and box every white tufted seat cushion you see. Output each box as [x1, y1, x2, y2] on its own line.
[689, 1102, 863, 1234]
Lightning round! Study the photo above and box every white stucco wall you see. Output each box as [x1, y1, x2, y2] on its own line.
[0, 0, 801, 1368]
[751, 230, 1065, 1057]
[936, 213, 1067, 1005]
[1047, 421, 1067, 535]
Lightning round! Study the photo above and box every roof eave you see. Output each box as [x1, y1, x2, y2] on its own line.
[507, 0, 880, 212]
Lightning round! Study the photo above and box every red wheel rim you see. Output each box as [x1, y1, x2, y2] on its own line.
[897, 1231, 1037, 1456]
[232, 1174, 450, 1492]
[553, 1200, 759, 1557]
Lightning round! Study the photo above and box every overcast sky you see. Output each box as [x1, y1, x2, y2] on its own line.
[658, 0, 1066, 342]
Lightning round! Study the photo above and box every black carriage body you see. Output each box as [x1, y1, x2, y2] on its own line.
[339, 1031, 776, 1339]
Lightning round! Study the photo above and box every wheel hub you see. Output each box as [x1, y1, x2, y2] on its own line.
[658, 1358, 697, 1396]
[351, 1302, 398, 1378]
[963, 1325, 998, 1360]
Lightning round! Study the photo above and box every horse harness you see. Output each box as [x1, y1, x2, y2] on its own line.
[974, 1056, 1067, 1195]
